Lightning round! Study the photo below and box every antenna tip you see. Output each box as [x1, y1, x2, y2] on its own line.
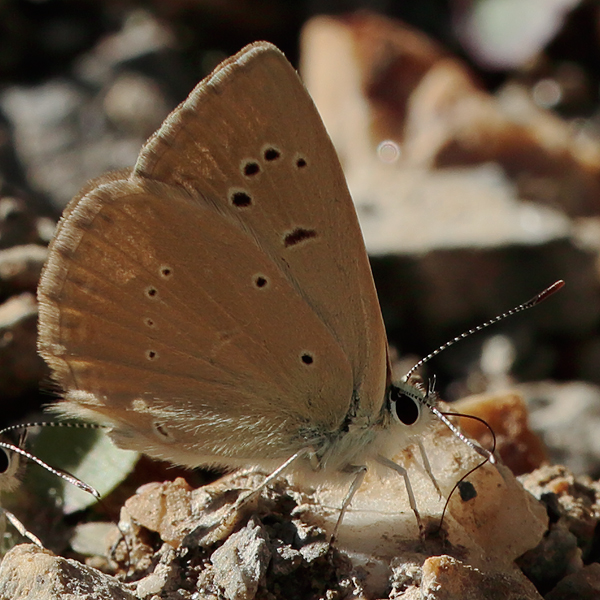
[87, 486, 101, 499]
[534, 280, 565, 304]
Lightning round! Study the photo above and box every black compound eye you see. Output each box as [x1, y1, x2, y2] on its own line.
[389, 385, 421, 426]
[0, 448, 9, 473]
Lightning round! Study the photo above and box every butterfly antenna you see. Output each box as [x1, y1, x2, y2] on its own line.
[421, 375, 494, 464]
[437, 412, 497, 531]
[0, 439, 100, 498]
[414, 282, 563, 480]
[0, 421, 104, 436]
[0, 420, 106, 498]
[429, 405, 496, 464]
[404, 280, 564, 383]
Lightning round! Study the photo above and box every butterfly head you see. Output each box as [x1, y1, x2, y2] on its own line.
[372, 378, 440, 457]
[389, 377, 434, 425]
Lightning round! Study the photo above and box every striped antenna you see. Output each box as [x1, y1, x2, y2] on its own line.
[404, 280, 564, 383]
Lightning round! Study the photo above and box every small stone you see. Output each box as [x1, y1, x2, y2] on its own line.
[135, 544, 179, 599]
[124, 477, 192, 547]
[208, 518, 271, 600]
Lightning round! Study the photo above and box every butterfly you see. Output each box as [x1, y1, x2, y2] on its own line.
[38, 41, 559, 538]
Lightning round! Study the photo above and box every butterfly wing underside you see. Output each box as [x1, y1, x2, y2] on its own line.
[38, 42, 389, 468]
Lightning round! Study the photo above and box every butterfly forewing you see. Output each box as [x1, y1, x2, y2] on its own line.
[135, 42, 389, 414]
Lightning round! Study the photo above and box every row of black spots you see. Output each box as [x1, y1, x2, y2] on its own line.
[143, 293, 157, 360]
[238, 148, 313, 373]
[231, 146, 308, 209]
[240, 146, 283, 178]
[244, 148, 315, 249]
[144, 264, 174, 300]
[143, 263, 174, 361]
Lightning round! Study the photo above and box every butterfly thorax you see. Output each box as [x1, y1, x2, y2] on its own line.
[301, 381, 437, 473]
[294, 389, 379, 472]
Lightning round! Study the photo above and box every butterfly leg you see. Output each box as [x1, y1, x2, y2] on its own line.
[217, 449, 313, 541]
[417, 439, 442, 498]
[375, 454, 423, 537]
[187, 449, 314, 547]
[246, 448, 310, 501]
[330, 465, 367, 546]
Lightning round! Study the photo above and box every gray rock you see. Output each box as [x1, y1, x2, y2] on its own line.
[520, 381, 600, 476]
[207, 518, 271, 600]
